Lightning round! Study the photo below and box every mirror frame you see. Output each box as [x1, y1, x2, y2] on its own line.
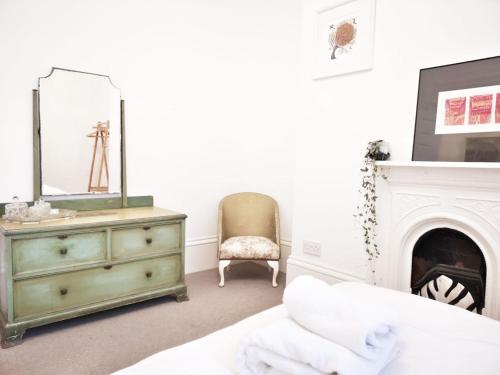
[33, 67, 128, 208]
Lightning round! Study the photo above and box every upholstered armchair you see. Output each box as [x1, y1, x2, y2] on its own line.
[217, 192, 280, 287]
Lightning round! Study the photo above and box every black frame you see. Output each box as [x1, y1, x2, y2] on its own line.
[412, 55, 500, 162]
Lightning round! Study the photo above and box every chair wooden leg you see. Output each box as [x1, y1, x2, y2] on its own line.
[218, 260, 231, 287]
[267, 260, 279, 287]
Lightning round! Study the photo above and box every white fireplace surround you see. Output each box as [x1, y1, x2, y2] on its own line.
[375, 161, 500, 320]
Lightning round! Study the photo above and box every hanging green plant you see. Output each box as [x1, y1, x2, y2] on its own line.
[355, 140, 389, 263]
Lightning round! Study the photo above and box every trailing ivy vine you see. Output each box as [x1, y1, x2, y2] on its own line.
[355, 140, 389, 263]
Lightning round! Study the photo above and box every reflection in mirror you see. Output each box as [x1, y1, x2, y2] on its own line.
[39, 68, 121, 197]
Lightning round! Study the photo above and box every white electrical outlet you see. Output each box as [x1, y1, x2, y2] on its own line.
[303, 240, 321, 257]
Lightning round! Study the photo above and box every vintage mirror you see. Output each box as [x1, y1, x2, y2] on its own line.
[33, 68, 126, 206]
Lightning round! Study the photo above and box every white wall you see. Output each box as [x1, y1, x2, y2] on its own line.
[288, 0, 500, 284]
[0, 0, 301, 273]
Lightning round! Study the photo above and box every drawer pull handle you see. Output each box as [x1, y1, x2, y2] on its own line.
[146, 271, 152, 278]
[60, 288, 68, 296]
[104, 265, 113, 270]
[57, 235, 68, 240]
[143, 226, 151, 231]
[146, 238, 153, 245]
[60, 248, 68, 255]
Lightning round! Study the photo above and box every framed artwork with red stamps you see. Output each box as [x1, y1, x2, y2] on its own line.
[435, 85, 500, 134]
[413, 56, 500, 162]
[496, 94, 500, 123]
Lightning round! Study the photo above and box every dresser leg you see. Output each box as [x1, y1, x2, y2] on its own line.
[175, 293, 189, 303]
[1, 327, 26, 348]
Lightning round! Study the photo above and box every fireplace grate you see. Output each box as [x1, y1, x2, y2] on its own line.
[412, 264, 484, 314]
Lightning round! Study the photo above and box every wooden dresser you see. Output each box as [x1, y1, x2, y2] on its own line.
[0, 206, 187, 347]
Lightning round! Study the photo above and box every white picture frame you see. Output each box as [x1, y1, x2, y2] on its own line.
[312, 0, 376, 80]
[435, 85, 500, 134]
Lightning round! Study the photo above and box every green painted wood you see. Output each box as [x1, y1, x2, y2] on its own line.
[180, 219, 186, 284]
[106, 228, 112, 262]
[0, 195, 154, 216]
[111, 223, 181, 260]
[1, 283, 187, 348]
[14, 254, 181, 319]
[48, 195, 153, 212]
[13, 251, 181, 282]
[0, 237, 7, 318]
[5, 238, 14, 322]
[33, 90, 41, 201]
[13, 232, 106, 275]
[121, 100, 128, 208]
[0, 208, 187, 347]
[1, 215, 186, 238]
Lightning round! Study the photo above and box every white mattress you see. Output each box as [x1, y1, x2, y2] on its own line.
[114, 282, 500, 375]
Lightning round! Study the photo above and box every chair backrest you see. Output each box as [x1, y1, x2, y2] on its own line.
[218, 192, 280, 245]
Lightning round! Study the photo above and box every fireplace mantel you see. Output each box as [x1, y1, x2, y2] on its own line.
[375, 161, 500, 319]
[376, 160, 500, 169]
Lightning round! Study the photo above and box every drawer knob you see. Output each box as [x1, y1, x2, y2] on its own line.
[146, 271, 152, 278]
[60, 248, 68, 255]
[143, 226, 151, 231]
[57, 235, 68, 240]
[146, 238, 153, 245]
[104, 265, 113, 270]
[60, 288, 68, 296]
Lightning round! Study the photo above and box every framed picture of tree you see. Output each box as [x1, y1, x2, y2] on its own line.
[311, 0, 376, 79]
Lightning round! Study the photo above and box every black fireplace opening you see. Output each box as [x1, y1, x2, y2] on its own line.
[411, 228, 486, 314]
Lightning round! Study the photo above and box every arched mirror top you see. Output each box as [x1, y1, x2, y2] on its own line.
[34, 67, 126, 204]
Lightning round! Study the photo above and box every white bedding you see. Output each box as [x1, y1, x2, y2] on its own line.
[114, 282, 500, 375]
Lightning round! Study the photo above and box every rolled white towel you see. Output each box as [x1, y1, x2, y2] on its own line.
[283, 276, 399, 360]
[236, 318, 399, 375]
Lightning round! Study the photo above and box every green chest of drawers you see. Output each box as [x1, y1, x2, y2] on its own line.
[0, 207, 187, 347]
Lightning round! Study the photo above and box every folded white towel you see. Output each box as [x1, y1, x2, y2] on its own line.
[236, 318, 398, 375]
[283, 276, 399, 361]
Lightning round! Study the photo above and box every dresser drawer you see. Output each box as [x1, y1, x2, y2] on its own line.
[13, 254, 182, 319]
[111, 223, 181, 259]
[13, 232, 107, 275]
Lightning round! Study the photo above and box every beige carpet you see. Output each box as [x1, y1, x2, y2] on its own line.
[0, 262, 285, 375]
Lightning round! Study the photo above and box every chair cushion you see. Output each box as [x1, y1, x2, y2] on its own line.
[219, 236, 280, 260]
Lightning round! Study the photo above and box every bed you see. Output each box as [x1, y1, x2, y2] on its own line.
[113, 282, 500, 375]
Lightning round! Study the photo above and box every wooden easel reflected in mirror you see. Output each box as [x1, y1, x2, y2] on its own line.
[87, 121, 110, 193]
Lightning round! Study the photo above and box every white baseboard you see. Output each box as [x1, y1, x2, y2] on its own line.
[185, 235, 218, 247]
[185, 236, 292, 275]
[286, 255, 364, 285]
[185, 235, 218, 274]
